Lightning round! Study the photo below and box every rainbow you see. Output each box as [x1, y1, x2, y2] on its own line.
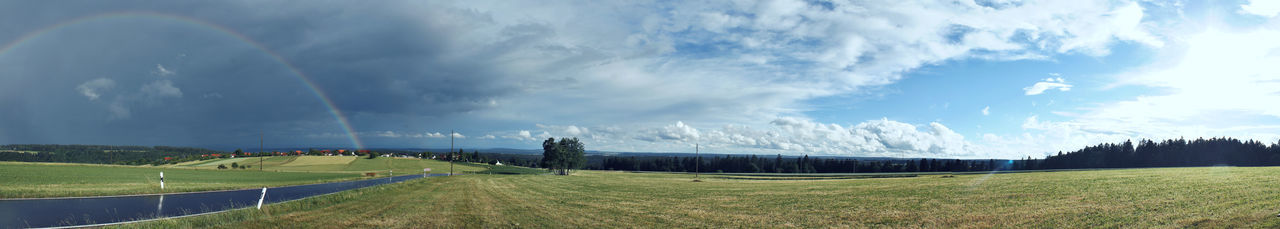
[0, 11, 364, 149]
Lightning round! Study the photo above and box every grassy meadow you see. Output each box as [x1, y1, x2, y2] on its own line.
[122, 166, 1280, 228]
[173, 156, 487, 174]
[0, 162, 361, 198]
[1, 157, 499, 198]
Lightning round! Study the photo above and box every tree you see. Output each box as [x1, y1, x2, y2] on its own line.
[231, 162, 239, 168]
[367, 151, 379, 159]
[540, 137, 586, 175]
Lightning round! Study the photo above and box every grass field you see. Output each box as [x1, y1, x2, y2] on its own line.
[280, 156, 356, 166]
[0, 162, 362, 198]
[176, 156, 488, 174]
[1, 156, 502, 198]
[124, 166, 1280, 228]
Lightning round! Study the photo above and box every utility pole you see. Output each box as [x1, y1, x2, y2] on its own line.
[695, 143, 700, 179]
[449, 129, 454, 176]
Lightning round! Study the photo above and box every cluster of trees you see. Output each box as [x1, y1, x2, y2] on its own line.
[540, 138, 586, 175]
[421, 149, 544, 167]
[0, 144, 215, 165]
[425, 149, 490, 163]
[217, 162, 250, 169]
[596, 154, 1007, 173]
[1036, 137, 1280, 170]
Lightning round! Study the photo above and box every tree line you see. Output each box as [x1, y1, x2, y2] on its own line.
[8, 137, 1278, 173]
[591, 137, 1280, 173]
[1036, 137, 1280, 170]
[593, 154, 1006, 173]
[0, 144, 215, 165]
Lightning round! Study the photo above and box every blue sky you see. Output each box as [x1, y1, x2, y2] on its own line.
[4, 0, 1280, 159]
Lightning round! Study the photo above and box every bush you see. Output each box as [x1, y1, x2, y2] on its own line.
[217, 164, 227, 169]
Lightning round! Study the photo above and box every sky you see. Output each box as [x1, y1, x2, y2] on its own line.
[3, 0, 1280, 159]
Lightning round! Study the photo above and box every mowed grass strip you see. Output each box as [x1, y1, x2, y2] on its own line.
[343, 157, 488, 174]
[281, 156, 358, 166]
[185, 157, 252, 167]
[0, 162, 362, 198]
[121, 166, 1280, 228]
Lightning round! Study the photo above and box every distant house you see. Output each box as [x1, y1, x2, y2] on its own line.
[163, 157, 173, 161]
[495, 161, 503, 165]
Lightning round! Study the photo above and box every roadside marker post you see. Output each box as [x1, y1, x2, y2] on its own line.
[256, 187, 267, 210]
[160, 172, 164, 189]
[424, 168, 431, 178]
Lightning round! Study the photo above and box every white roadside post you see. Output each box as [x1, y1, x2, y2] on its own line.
[160, 172, 165, 189]
[424, 168, 430, 178]
[256, 187, 267, 210]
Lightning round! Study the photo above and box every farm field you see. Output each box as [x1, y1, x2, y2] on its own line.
[0, 162, 362, 198]
[1, 157, 510, 198]
[175, 156, 488, 174]
[125, 166, 1280, 228]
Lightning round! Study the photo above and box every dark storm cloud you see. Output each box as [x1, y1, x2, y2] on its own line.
[0, 1, 540, 147]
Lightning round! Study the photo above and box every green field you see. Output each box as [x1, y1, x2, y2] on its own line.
[1, 157, 498, 198]
[0, 162, 361, 198]
[123, 166, 1280, 228]
[175, 156, 487, 174]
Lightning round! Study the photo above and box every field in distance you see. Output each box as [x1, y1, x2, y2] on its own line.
[130, 166, 1280, 228]
[0, 162, 360, 198]
[172, 156, 488, 174]
[1, 157, 534, 198]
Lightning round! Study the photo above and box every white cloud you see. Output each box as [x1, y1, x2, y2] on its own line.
[1060, 29, 1280, 140]
[140, 79, 182, 99]
[480, 135, 496, 139]
[75, 78, 115, 101]
[549, 118, 984, 158]
[564, 125, 585, 136]
[636, 121, 701, 142]
[450, 132, 466, 139]
[982, 106, 990, 116]
[425, 132, 446, 138]
[970, 28, 1280, 157]
[152, 64, 175, 76]
[1055, 1, 1164, 55]
[503, 130, 536, 141]
[1241, 0, 1280, 17]
[456, 0, 1165, 134]
[725, 117, 977, 157]
[1023, 77, 1072, 95]
[375, 131, 402, 138]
